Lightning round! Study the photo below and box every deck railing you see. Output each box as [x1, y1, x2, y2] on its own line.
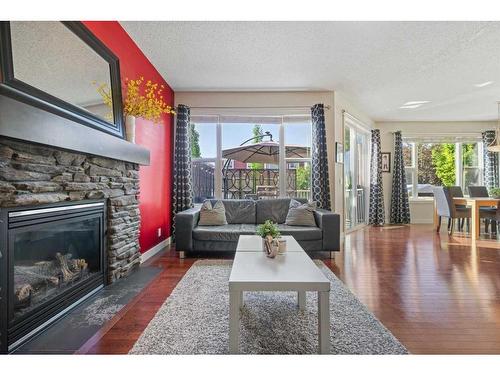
[192, 163, 310, 201]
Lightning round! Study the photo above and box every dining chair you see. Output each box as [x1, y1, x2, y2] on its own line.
[468, 186, 489, 197]
[434, 186, 471, 235]
[468, 185, 498, 234]
[449, 186, 468, 231]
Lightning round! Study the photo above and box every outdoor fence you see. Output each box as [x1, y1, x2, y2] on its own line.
[191, 162, 310, 201]
[192, 161, 215, 203]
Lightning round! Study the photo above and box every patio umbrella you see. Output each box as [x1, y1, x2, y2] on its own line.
[222, 141, 310, 164]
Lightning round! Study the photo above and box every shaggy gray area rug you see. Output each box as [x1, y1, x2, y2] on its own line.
[130, 260, 408, 355]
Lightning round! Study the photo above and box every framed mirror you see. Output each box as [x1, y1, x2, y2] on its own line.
[0, 21, 124, 138]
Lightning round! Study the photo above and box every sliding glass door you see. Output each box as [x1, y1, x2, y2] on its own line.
[344, 119, 369, 231]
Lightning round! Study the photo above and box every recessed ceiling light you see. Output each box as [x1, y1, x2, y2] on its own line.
[474, 81, 493, 88]
[403, 101, 430, 105]
[400, 104, 423, 109]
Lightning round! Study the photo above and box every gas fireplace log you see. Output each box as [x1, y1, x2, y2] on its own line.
[55, 253, 89, 283]
[14, 284, 33, 308]
[13, 253, 90, 308]
[56, 252, 75, 283]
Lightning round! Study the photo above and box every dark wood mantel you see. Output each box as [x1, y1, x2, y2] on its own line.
[0, 95, 150, 166]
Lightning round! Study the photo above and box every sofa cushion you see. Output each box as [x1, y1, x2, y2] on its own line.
[209, 199, 256, 224]
[285, 199, 317, 226]
[277, 224, 322, 241]
[256, 198, 292, 224]
[198, 200, 227, 226]
[193, 224, 256, 242]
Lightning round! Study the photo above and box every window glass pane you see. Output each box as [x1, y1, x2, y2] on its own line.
[402, 142, 413, 167]
[462, 143, 479, 167]
[405, 168, 414, 198]
[191, 160, 215, 203]
[462, 143, 480, 194]
[222, 122, 280, 199]
[417, 143, 456, 196]
[286, 161, 311, 200]
[190, 122, 216, 159]
[285, 121, 312, 200]
[190, 122, 216, 203]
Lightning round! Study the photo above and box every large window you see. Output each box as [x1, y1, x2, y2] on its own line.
[190, 114, 312, 202]
[403, 138, 483, 198]
[190, 118, 217, 203]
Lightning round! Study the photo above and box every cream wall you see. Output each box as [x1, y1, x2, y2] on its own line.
[375, 121, 496, 223]
[175, 91, 375, 237]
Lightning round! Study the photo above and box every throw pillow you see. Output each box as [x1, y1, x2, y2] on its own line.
[285, 199, 317, 226]
[198, 200, 228, 226]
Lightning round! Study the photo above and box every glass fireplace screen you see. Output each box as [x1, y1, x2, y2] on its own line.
[11, 216, 101, 321]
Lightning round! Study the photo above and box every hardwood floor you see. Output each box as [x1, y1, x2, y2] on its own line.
[77, 224, 500, 354]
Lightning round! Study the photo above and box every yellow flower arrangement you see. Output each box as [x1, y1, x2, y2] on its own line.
[123, 77, 175, 123]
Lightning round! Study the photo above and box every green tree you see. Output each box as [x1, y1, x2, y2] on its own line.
[189, 123, 201, 158]
[250, 124, 264, 170]
[295, 164, 311, 190]
[431, 143, 456, 186]
[417, 144, 441, 186]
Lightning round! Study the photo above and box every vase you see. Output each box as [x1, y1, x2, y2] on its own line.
[278, 238, 287, 254]
[262, 236, 279, 258]
[125, 115, 136, 143]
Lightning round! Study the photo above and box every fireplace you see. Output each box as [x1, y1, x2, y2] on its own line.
[0, 200, 106, 352]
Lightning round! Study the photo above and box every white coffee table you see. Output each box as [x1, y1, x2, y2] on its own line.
[229, 235, 331, 354]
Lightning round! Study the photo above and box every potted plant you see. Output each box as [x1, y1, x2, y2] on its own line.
[256, 220, 281, 258]
[122, 77, 175, 143]
[489, 187, 500, 199]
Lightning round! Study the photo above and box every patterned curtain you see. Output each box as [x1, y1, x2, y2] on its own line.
[172, 105, 194, 228]
[368, 129, 385, 225]
[390, 131, 410, 224]
[482, 130, 499, 189]
[311, 104, 331, 210]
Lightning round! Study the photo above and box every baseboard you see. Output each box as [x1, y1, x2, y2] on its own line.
[140, 237, 171, 263]
[411, 219, 434, 224]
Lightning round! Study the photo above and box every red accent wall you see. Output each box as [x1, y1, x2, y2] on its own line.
[82, 21, 173, 254]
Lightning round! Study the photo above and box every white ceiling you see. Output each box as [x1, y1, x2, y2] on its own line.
[121, 21, 500, 122]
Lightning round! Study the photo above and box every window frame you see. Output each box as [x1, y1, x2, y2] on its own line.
[403, 139, 484, 200]
[190, 114, 313, 200]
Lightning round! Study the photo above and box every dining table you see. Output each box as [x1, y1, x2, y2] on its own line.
[434, 197, 500, 239]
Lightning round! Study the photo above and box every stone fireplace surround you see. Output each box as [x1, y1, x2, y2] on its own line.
[0, 136, 142, 283]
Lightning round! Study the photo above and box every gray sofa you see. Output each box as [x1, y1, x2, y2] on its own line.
[175, 198, 340, 258]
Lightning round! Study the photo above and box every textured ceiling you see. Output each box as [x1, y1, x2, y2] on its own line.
[121, 21, 500, 121]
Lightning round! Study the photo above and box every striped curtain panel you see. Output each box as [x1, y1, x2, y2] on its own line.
[368, 129, 385, 225]
[482, 130, 499, 189]
[390, 131, 410, 224]
[311, 104, 331, 210]
[172, 105, 194, 232]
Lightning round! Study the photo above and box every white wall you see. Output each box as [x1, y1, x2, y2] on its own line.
[375, 121, 496, 223]
[175, 91, 375, 237]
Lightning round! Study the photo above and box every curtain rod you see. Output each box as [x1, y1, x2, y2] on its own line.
[184, 105, 331, 110]
[342, 109, 370, 128]
[394, 132, 482, 136]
